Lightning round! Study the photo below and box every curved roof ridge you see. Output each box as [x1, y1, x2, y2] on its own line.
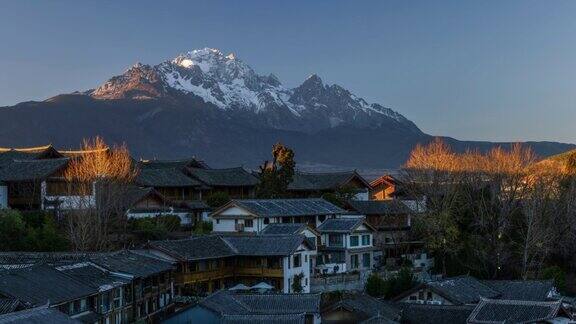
[0, 145, 53, 152]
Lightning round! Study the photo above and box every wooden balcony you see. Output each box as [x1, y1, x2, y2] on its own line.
[235, 267, 283, 277]
[176, 266, 284, 284]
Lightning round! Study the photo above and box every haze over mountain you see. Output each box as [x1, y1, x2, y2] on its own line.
[0, 48, 573, 169]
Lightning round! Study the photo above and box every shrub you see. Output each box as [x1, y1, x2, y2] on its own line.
[541, 266, 566, 293]
[365, 273, 387, 297]
[193, 221, 213, 234]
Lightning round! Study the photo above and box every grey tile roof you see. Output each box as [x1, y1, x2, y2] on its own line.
[427, 276, 500, 305]
[0, 265, 95, 307]
[138, 158, 208, 170]
[288, 171, 369, 191]
[398, 303, 474, 324]
[135, 167, 204, 187]
[187, 167, 258, 187]
[57, 262, 130, 291]
[326, 294, 401, 323]
[0, 158, 69, 182]
[221, 313, 306, 324]
[200, 290, 321, 316]
[260, 223, 308, 235]
[0, 306, 80, 324]
[89, 250, 173, 278]
[480, 280, 554, 302]
[317, 218, 365, 233]
[0, 299, 22, 315]
[347, 200, 411, 215]
[150, 234, 311, 261]
[467, 298, 564, 324]
[150, 235, 236, 261]
[224, 198, 346, 218]
[224, 235, 309, 256]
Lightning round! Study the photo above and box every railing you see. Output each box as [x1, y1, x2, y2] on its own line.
[177, 266, 284, 284]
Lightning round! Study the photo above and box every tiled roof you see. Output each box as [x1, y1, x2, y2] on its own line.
[224, 235, 309, 256]
[0, 306, 80, 324]
[288, 171, 369, 191]
[260, 223, 308, 235]
[0, 158, 69, 182]
[427, 276, 500, 305]
[57, 262, 130, 291]
[138, 158, 208, 170]
[89, 250, 173, 278]
[317, 218, 365, 233]
[347, 200, 411, 215]
[135, 167, 204, 187]
[221, 313, 306, 324]
[398, 303, 474, 324]
[0, 298, 22, 315]
[222, 198, 346, 218]
[150, 235, 236, 261]
[187, 167, 258, 187]
[480, 280, 554, 302]
[0, 265, 95, 307]
[325, 294, 401, 323]
[467, 298, 564, 324]
[150, 234, 311, 261]
[200, 290, 321, 316]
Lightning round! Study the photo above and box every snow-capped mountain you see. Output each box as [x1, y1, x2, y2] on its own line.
[0, 48, 573, 169]
[90, 48, 420, 133]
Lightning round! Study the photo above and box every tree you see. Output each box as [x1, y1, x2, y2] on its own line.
[0, 209, 27, 250]
[291, 273, 304, 293]
[256, 143, 295, 198]
[64, 137, 137, 251]
[205, 191, 230, 208]
[365, 273, 387, 297]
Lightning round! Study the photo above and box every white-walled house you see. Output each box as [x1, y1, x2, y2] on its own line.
[316, 217, 377, 275]
[147, 234, 316, 294]
[210, 198, 347, 233]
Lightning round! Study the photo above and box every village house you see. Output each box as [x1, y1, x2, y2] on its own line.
[0, 264, 99, 322]
[0, 250, 176, 323]
[321, 293, 401, 323]
[287, 170, 372, 200]
[135, 159, 258, 201]
[346, 199, 433, 271]
[466, 298, 573, 323]
[315, 217, 377, 275]
[210, 198, 347, 233]
[162, 289, 321, 324]
[370, 174, 400, 200]
[144, 234, 316, 294]
[393, 275, 557, 305]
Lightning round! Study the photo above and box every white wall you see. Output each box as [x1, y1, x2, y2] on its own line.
[41, 181, 96, 210]
[0, 185, 7, 209]
[283, 245, 313, 293]
[127, 210, 192, 225]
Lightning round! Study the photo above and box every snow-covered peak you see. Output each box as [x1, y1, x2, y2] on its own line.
[91, 48, 417, 132]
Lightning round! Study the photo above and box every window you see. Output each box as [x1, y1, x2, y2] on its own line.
[293, 254, 302, 268]
[318, 215, 326, 222]
[427, 292, 433, 300]
[409, 296, 417, 301]
[305, 255, 308, 263]
[328, 234, 343, 247]
[245, 219, 253, 227]
[418, 291, 424, 300]
[362, 253, 370, 268]
[362, 235, 371, 246]
[264, 218, 270, 224]
[216, 219, 220, 224]
[351, 254, 359, 269]
[350, 235, 359, 247]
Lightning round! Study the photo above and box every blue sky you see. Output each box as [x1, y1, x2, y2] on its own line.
[1, 0, 575, 143]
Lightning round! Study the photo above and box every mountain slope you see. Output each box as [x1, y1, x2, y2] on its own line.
[0, 48, 573, 169]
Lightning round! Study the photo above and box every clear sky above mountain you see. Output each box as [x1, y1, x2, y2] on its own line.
[1, 0, 575, 143]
